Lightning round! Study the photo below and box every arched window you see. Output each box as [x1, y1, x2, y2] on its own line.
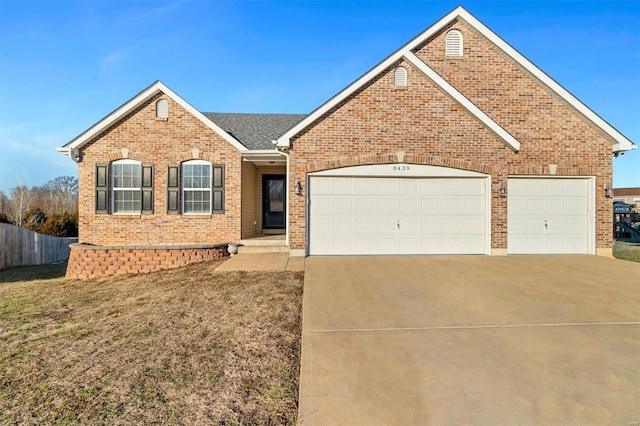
[394, 67, 407, 87]
[445, 30, 463, 57]
[156, 99, 169, 118]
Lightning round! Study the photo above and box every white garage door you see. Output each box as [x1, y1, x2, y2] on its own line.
[309, 176, 487, 255]
[508, 178, 591, 254]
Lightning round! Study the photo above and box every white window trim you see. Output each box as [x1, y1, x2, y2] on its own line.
[182, 159, 212, 215]
[112, 159, 142, 215]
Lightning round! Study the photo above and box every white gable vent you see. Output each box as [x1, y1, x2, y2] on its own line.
[446, 30, 463, 57]
[394, 67, 407, 87]
[156, 99, 169, 118]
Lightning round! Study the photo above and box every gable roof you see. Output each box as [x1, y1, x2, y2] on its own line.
[57, 81, 249, 157]
[275, 6, 635, 154]
[203, 113, 306, 150]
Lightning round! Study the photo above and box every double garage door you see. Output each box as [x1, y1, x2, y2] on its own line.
[309, 175, 487, 255]
[308, 172, 592, 256]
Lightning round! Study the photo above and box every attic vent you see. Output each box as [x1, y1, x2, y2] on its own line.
[445, 30, 463, 57]
[394, 67, 407, 87]
[156, 100, 169, 118]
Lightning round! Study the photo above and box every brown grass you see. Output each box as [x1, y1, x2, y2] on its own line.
[0, 261, 304, 425]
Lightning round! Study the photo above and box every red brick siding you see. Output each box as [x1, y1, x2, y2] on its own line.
[78, 93, 242, 246]
[66, 243, 228, 279]
[288, 21, 613, 252]
[414, 19, 612, 248]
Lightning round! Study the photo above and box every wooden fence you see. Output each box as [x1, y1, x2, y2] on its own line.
[0, 223, 78, 269]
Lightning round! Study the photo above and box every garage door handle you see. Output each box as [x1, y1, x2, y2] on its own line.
[397, 220, 400, 229]
[544, 220, 548, 229]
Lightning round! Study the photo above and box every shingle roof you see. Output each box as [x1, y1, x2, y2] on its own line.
[203, 113, 307, 150]
[613, 187, 640, 197]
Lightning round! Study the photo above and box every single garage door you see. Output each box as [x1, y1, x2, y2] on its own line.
[508, 178, 591, 254]
[309, 176, 487, 255]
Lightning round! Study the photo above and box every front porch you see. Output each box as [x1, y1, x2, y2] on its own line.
[239, 234, 288, 254]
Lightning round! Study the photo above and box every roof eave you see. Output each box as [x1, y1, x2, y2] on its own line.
[57, 81, 249, 156]
[276, 6, 634, 152]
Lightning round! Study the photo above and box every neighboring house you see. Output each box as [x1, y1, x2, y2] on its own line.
[613, 187, 640, 206]
[58, 7, 635, 277]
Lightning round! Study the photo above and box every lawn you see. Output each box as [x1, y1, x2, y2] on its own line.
[0, 261, 304, 425]
[613, 240, 640, 263]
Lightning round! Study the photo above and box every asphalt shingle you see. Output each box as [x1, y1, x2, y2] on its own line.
[203, 113, 307, 150]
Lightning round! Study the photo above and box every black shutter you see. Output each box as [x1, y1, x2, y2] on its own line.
[95, 164, 109, 214]
[167, 165, 180, 214]
[212, 165, 224, 213]
[141, 164, 154, 214]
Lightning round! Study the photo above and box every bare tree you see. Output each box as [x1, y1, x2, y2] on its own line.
[9, 185, 32, 226]
[42, 176, 78, 214]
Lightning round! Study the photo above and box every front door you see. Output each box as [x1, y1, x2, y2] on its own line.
[263, 175, 286, 229]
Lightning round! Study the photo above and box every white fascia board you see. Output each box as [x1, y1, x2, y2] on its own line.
[58, 81, 247, 155]
[455, 9, 635, 153]
[275, 7, 466, 147]
[404, 52, 520, 151]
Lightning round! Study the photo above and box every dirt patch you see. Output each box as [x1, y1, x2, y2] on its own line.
[0, 260, 303, 425]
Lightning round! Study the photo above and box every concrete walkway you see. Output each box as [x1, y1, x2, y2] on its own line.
[298, 255, 640, 425]
[215, 253, 304, 272]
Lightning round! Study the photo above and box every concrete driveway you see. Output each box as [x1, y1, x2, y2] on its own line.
[298, 255, 640, 425]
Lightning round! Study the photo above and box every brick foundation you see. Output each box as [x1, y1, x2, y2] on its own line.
[66, 243, 229, 279]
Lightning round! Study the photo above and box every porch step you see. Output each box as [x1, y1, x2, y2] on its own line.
[240, 237, 286, 247]
[238, 245, 289, 254]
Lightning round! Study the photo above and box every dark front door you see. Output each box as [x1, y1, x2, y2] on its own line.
[263, 175, 285, 229]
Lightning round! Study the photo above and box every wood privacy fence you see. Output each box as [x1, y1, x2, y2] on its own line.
[0, 223, 78, 269]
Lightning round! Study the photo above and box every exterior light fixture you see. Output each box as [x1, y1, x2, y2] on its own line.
[605, 185, 613, 198]
[295, 181, 303, 196]
[499, 184, 507, 198]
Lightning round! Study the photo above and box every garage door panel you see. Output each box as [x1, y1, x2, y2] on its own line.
[334, 198, 354, 212]
[400, 198, 419, 210]
[355, 198, 376, 211]
[508, 178, 590, 254]
[399, 179, 419, 193]
[334, 218, 355, 233]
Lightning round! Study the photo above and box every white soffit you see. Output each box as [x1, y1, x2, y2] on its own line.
[275, 6, 635, 153]
[57, 81, 248, 155]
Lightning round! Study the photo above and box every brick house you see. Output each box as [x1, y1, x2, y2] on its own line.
[58, 7, 635, 278]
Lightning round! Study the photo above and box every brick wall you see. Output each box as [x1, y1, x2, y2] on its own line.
[287, 18, 613, 252]
[77, 93, 242, 246]
[66, 243, 228, 279]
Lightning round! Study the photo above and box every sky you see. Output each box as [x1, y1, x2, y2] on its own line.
[0, 0, 638, 192]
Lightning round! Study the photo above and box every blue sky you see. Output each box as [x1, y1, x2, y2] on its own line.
[1, 0, 638, 192]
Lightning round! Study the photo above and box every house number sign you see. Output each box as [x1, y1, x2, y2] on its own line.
[392, 165, 411, 172]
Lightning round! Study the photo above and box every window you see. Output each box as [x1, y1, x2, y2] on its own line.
[95, 161, 153, 214]
[445, 29, 463, 57]
[182, 160, 211, 214]
[167, 161, 224, 215]
[112, 159, 142, 213]
[156, 99, 168, 118]
[394, 67, 407, 87]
